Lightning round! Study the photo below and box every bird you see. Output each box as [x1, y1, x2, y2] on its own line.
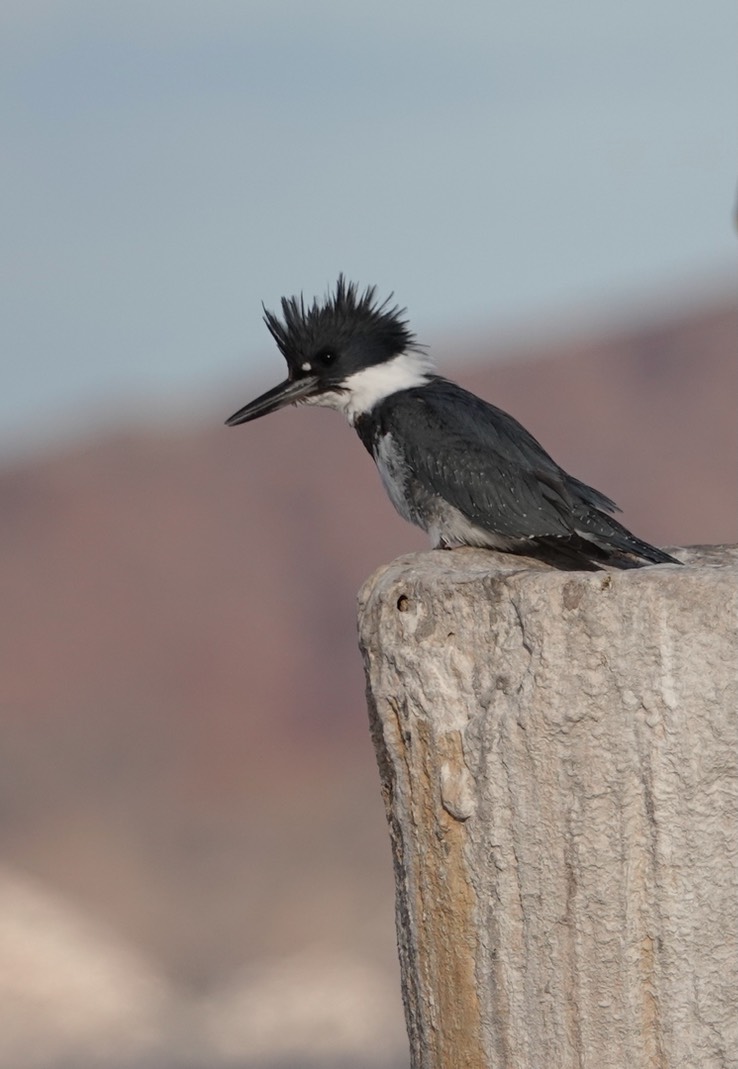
[225, 276, 680, 568]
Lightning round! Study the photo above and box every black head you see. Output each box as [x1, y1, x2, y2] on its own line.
[225, 276, 417, 426]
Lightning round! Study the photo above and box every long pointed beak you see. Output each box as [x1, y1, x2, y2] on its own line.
[225, 375, 321, 426]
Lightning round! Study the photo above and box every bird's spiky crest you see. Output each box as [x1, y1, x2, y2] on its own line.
[262, 275, 417, 369]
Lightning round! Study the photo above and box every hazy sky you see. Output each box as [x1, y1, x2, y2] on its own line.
[1, 1, 735, 457]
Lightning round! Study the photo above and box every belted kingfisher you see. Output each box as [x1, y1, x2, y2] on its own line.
[226, 277, 679, 568]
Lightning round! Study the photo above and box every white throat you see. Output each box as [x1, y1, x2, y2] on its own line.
[307, 350, 434, 424]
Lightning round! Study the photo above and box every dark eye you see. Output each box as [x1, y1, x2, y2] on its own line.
[314, 348, 336, 367]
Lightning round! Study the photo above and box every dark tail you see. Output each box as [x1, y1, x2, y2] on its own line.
[575, 510, 681, 565]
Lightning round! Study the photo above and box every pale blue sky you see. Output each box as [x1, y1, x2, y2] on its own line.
[1, 1, 735, 457]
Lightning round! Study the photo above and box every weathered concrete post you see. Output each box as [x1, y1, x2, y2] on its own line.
[358, 545, 737, 1069]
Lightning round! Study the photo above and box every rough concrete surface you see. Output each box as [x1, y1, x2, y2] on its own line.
[358, 546, 737, 1069]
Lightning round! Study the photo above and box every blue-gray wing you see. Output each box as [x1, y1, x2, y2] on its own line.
[362, 379, 619, 539]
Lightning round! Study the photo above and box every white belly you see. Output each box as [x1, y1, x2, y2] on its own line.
[374, 434, 416, 525]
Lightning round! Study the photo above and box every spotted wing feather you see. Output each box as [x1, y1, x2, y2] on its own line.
[357, 378, 677, 565]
